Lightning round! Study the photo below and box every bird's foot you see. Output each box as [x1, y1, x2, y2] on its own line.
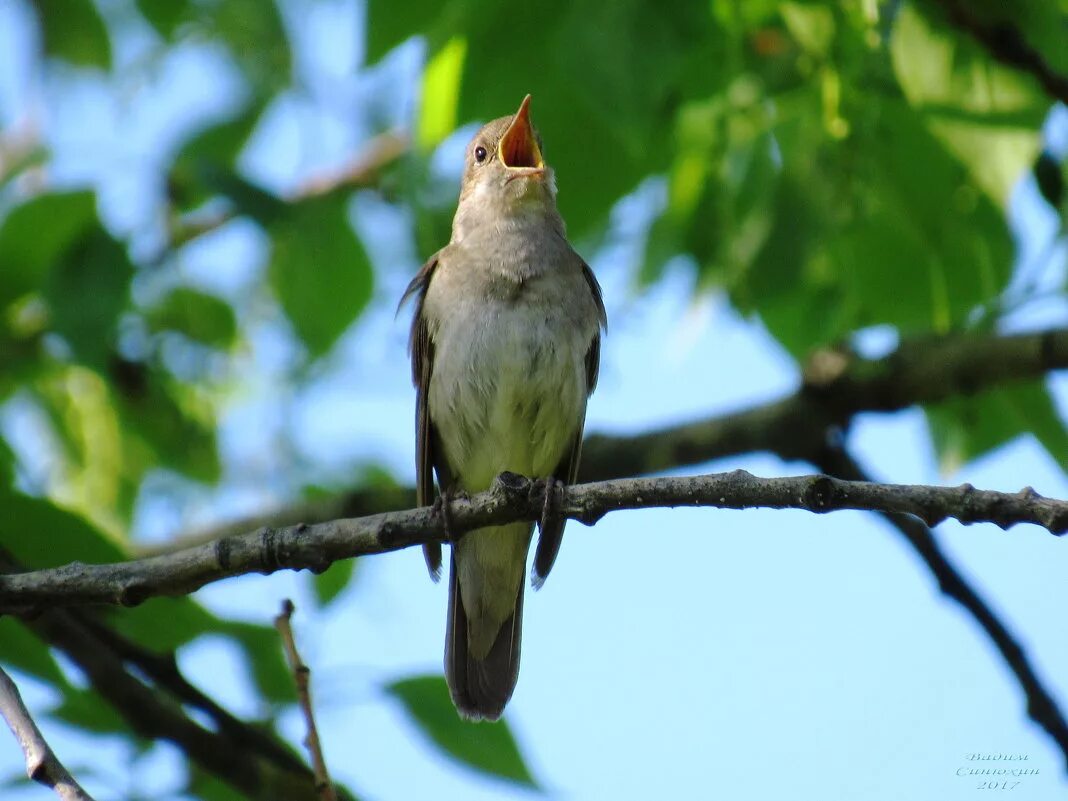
[431, 488, 470, 544]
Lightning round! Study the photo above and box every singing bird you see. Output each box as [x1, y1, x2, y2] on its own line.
[401, 95, 606, 720]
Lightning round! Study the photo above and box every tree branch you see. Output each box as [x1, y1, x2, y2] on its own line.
[813, 445, 1068, 771]
[136, 326, 1068, 557]
[0, 665, 95, 801]
[934, 0, 1068, 106]
[3, 470, 1065, 612]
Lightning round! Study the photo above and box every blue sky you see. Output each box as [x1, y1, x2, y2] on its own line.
[2, 2, 1068, 799]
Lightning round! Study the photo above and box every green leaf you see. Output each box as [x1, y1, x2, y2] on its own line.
[51, 687, 128, 735]
[223, 622, 294, 704]
[0, 618, 69, 688]
[104, 598, 223, 653]
[0, 191, 97, 308]
[418, 36, 467, 151]
[311, 559, 356, 607]
[136, 0, 190, 39]
[926, 381, 1068, 474]
[169, 105, 264, 212]
[365, 0, 446, 62]
[146, 287, 237, 348]
[268, 196, 373, 357]
[205, 0, 291, 93]
[42, 226, 133, 370]
[385, 675, 538, 788]
[0, 488, 126, 568]
[891, 4, 1046, 207]
[113, 371, 221, 485]
[31, 0, 111, 69]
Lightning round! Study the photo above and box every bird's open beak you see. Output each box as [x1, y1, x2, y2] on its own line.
[498, 94, 545, 180]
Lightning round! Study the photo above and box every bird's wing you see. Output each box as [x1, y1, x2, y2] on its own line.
[532, 258, 606, 584]
[401, 252, 445, 580]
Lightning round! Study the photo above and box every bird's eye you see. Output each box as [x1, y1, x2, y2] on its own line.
[474, 145, 487, 163]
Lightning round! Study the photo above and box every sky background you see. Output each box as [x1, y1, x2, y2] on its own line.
[2, 1, 1068, 799]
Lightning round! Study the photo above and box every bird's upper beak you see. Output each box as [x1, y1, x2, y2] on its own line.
[498, 95, 545, 180]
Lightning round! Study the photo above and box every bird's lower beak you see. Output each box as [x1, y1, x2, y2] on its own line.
[498, 94, 545, 179]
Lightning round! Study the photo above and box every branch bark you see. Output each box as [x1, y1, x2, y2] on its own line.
[2, 470, 1065, 613]
[137, 326, 1068, 557]
[0, 665, 95, 801]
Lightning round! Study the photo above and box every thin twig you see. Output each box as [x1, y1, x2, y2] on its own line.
[0, 470, 1065, 613]
[814, 444, 1068, 772]
[274, 600, 337, 801]
[0, 665, 95, 801]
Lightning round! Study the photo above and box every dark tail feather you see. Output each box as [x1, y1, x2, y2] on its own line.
[444, 556, 524, 721]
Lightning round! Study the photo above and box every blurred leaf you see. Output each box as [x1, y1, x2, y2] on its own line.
[43, 226, 134, 370]
[0, 191, 97, 308]
[114, 371, 220, 485]
[0, 618, 69, 688]
[926, 381, 1068, 474]
[891, 4, 1046, 206]
[311, 559, 355, 607]
[386, 675, 538, 788]
[365, 0, 444, 62]
[104, 598, 223, 653]
[268, 196, 373, 357]
[31, 0, 111, 69]
[204, 0, 290, 93]
[223, 622, 293, 703]
[146, 287, 237, 348]
[186, 768, 246, 801]
[419, 36, 466, 151]
[51, 687, 128, 735]
[169, 105, 265, 212]
[0, 488, 126, 567]
[31, 365, 130, 529]
[136, 0, 190, 39]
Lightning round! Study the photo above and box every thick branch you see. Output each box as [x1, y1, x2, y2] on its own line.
[814, 445, 1068, 771]
[137, 326, 1068, 557]
[3, 471, 1065, 612]
[0, 666, 95, 801]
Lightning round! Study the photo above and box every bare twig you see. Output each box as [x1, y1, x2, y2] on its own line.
[0, 665, 95, 801]
[274, 600, 337, 801]
[813, 445, 1068, 771]
[1, 470, 1064, 613]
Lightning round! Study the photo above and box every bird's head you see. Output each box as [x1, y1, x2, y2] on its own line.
[453, 95, 559, 238]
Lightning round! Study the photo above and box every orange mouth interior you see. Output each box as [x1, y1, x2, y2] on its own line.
[498, 95, 544, 170]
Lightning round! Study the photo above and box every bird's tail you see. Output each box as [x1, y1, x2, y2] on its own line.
[444, 554, 524, 721]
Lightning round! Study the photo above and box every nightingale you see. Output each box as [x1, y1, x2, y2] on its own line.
[401, 95, 606, 721]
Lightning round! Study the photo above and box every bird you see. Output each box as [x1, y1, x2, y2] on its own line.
[400, 95, 606, 721]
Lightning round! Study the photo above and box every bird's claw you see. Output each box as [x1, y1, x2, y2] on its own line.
[432, 488, 470, 544]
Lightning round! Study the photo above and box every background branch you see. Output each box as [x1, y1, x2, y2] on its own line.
[2, 470, 1064, 613]
[813, 444, 1068, 771]
[0, 665, 95, 801]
